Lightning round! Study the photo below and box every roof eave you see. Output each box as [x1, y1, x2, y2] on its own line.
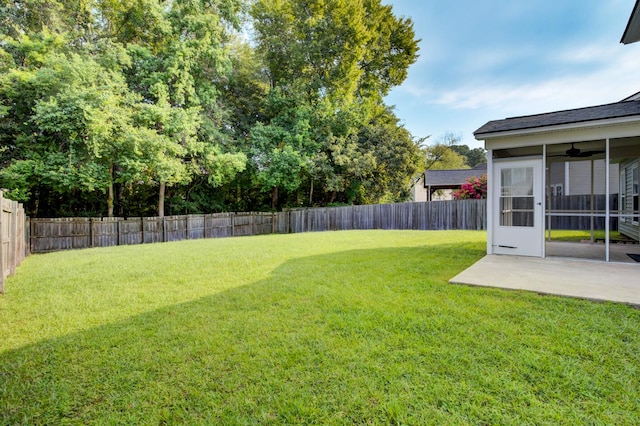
[474, 115, 640, 140]
[621, 0, 640, 44]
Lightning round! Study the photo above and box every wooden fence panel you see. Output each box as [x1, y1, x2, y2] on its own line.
[187, 215, 206, 240]
[275, 211, 289, 234]
[143, 217, 164, 244]
[252, 213, 275, 236]
[548, 195, 618, 230]
[207, 213, 233, 238]
[305, 208, 324, 232]
[28, 200, 492, 254]
[93, 218, 118, 248]
[164, 216, 187, 242]
[0, 192, 27, 293]
[30, 218, 89, 252]
[233, 213, 253, 236]
[119, 218, 143, 245]
[333, 206, 352, 231]
[288, 210, 304, 234]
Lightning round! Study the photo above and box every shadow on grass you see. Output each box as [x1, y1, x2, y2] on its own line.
[1, 242, 639, 425]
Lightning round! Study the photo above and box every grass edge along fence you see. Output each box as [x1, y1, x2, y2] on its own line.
[0, 191, 27, 293]
[29, 199, 487, 254]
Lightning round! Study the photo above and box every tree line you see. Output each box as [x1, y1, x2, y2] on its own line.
[0, 0, 474, 218]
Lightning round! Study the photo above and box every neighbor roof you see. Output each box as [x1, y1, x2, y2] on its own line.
[424, 164, 487, 187]
[621, 0, 640, 44]
[474, 99, 640, 138]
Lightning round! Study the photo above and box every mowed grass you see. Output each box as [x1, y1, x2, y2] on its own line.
[1, 231, 639, 425]
[547, 229, 622, 242]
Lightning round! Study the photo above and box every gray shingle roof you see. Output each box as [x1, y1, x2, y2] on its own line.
[474, 100, 640, 137]
[424, 164, 487, 186]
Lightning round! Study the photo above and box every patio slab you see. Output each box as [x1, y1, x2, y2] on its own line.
[450, 255, 640, 306]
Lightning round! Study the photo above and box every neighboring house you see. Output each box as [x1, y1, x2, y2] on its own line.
[412, 164, 487, 202]
[409, 176, 429, 202]
[547, 160, 619, 196]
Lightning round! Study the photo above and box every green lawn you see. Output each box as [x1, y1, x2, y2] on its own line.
[1, 230, 639, 425]
[546, 229, 621, 242]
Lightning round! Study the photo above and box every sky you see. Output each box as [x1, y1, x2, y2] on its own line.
[383, 0, 640, 149]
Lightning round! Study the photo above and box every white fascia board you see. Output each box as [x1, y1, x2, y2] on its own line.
[477, 116, 640, 150]
[476, 115, 640, 140]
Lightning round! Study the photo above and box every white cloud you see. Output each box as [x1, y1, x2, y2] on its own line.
[428, 44, 640, 116]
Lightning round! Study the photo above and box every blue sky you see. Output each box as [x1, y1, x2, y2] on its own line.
[383, 0, 640, 148]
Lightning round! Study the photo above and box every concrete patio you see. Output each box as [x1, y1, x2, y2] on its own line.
[450, 254, 640, 306]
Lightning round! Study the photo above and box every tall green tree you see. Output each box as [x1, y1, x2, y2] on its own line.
[450, 144, 487, 168]
[359, 107, 422, 203]
[0, 0, 247, 216]
[0, 0, 423, 215]
[423, 132, 470, 171]
[0, 32, 146, 216]
[249, 0, 419, 207]
[424, 145, 468, 171]
[103, 0, 247, 216]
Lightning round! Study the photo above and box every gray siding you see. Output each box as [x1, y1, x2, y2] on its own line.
[619, 158, 640, 241]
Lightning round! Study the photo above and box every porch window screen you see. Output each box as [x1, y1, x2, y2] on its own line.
[500, 167, 534, 227]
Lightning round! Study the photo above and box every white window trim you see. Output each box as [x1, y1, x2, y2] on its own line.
[633, 164, 639, 225]
[620, 168, 627, 223]
[552, 184, 563, 197]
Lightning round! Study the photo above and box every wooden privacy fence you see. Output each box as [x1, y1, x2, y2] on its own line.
[288, 200, 486, 233]
[29, 212, 280, 253]
[547, 194, 618, 230]
[29, 199, 487, 253]
[0, 191, 27, 293]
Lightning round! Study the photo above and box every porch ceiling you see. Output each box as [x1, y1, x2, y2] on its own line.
[490, 136, 640, 161]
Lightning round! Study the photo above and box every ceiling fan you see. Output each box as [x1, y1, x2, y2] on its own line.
[549, 142, 605, 158]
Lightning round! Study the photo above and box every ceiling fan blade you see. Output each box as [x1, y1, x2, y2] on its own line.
[576, 150, 606, 157]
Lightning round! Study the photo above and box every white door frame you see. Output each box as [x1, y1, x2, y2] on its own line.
[490, 156, 545, 257]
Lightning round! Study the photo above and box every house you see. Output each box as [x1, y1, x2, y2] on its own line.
[411, 164, 487, 202]
[472, 0, 640, 262]
[475, 98, 640, 259]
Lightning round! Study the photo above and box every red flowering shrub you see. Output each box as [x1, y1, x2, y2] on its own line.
[453, 174, 487, 200]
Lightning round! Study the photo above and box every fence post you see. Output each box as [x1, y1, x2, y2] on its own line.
[272, 212, 276, 234]
[231, 214, 235, 237]
[0, 191, 4, 294]
[89, 218, 94, 248]
[162, 217, 167, 243]
[25, 216, 30, 258]
[9, 200, 17, 276]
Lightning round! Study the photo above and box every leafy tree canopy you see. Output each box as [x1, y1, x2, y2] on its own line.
[0, 0, 424, 216]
